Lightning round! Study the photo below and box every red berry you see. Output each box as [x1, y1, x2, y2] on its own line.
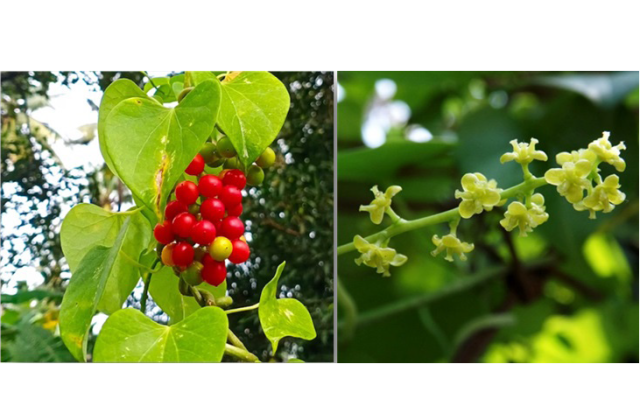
[191, 220, 216, 245]
[229, 239, 250, 264]
[220, 185, 242, 207]
[185, 154, 205, 176]
[172, 212, 196, 237]
[227, 203, 243, 217]
[222, 169, 247, 190]
[219, 216, 244, 239]
[153, 221, 174, 245]
[198, 175, 222, 198]
[202, 258, 226, 286]
[165, 200, 188, 222]
[200, 198, 225, 221]
[173, 242, 194, 267]
[175, 181, 199, 205]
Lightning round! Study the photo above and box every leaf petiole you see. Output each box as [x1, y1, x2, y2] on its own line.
[225, 303, 260, 315]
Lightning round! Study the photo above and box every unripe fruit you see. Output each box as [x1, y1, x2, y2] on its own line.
[229, 239, 250, 264]
[200, 198, 225, 221]
[188, 203, 200, 215]
[185, 154, 205, 176]
[193, 246, 207, 262]
[153, 220, 174, 245]
[191, 220, 216, 245]
[200, 142, 217, 163]
[222, 169, 247, 190]
[199, 175, 223, 197]
[217, 136, 237, 158]
[220, 185, 242, 207]
[165, 200, 188, 222]
[182, 262, 204, 286]
[172, 212, 196, 237]
[175, 180, 199, 205]
[177, 87, 193, 102]
[227, 203, 243, 217]
[256, 147, 276, 168]
[223, 157, 242, 170]
[209, 236, 233, 261]
[161, 243, 176, 266]
[247, 165, 265, 186]
[219, 216, 244, 240]
[202, 259, 226, 286]
[207, 156, 226, 168]
[173, 242, 195, 267]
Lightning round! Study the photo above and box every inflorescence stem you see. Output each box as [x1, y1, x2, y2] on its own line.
[337, 176, 549, 256]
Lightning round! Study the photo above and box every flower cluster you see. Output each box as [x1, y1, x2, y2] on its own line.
[545, 132, 626, 218]
[431, 233, 474, 262]
[359, 185, 402, 224]
[455, 173, 503, 219]
[353, 235, 407, 277]
[499, 193, 549, 237]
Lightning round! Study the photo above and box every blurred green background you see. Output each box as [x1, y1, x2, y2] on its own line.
[337, 71, 639, 363]
[1, 71, 334, 362]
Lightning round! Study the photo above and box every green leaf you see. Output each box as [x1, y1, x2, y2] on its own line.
[287, 358, 305, 363]
[93, 307, 228, 362]
[103, 80, 221, 218]
[60, 204, 151, 314]
[217, 71, 290, 166]
[148, 266, 227, 323]
[98, 79, 148, 179]
[59, 218, 132, 361]
[0, 289, 63, 304]
[258, 261, 316, 353]
[5, 321, 75, 363]
[185, 71, 217, 88]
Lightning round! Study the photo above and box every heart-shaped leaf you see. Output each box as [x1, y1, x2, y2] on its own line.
[98, 79, 148, 180]
[217, 72, 290, 166]
[149, 266, 227, 323]
[103, 79, 221, 219]
[93, 306, 228, 362]
[59, 217, 133, 361]
[258, 261, 316, 353]
[61, 204, 151, 314]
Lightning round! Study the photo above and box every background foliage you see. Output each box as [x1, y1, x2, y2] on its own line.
[337, 71, 638, 362]
[1, 71, 334, 362]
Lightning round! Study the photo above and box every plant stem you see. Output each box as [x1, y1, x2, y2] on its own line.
[337, 176, 549, 256]
[224, 344, 260, 362]
[225, 303, 260, 315]
[140, 258, 161, 314]
[227, 329, 248, 351]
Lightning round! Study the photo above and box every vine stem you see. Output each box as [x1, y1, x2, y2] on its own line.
[337, 279, 358, 343]
[140, 258, 161, 314]
[337, 176, 549, 256]
[227, 330, 248, 351]
[225, 303, 259, 315]
[224, 344, 260, 362]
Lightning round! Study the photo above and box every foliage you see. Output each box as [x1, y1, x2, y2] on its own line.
[337, 71, 639, 363]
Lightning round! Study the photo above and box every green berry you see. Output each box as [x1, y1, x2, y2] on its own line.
[188, 203, 200, 215]
[247, 165, 265, 186]
[182, 262, 204, 286]
[224, 157, 242, 170]
[256, 147, 276, 168]
[207, 155, 226, 168]
[217, 136, 237, 158]
[200, 142, 217, 163]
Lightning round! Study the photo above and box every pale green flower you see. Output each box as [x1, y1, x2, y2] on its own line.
[544, 160, 592, 204]
[499, 193, 549, 237]
[359, 185, 402, 225]
[353, 235, 407, 277]
[500, 138, 548, 165]
[588, 131, 626, 172]
[573, 175, 626, 219]
[556, 148, 597, 166]
[431, 234, 474, 262]
[455, 173, 502, 219]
